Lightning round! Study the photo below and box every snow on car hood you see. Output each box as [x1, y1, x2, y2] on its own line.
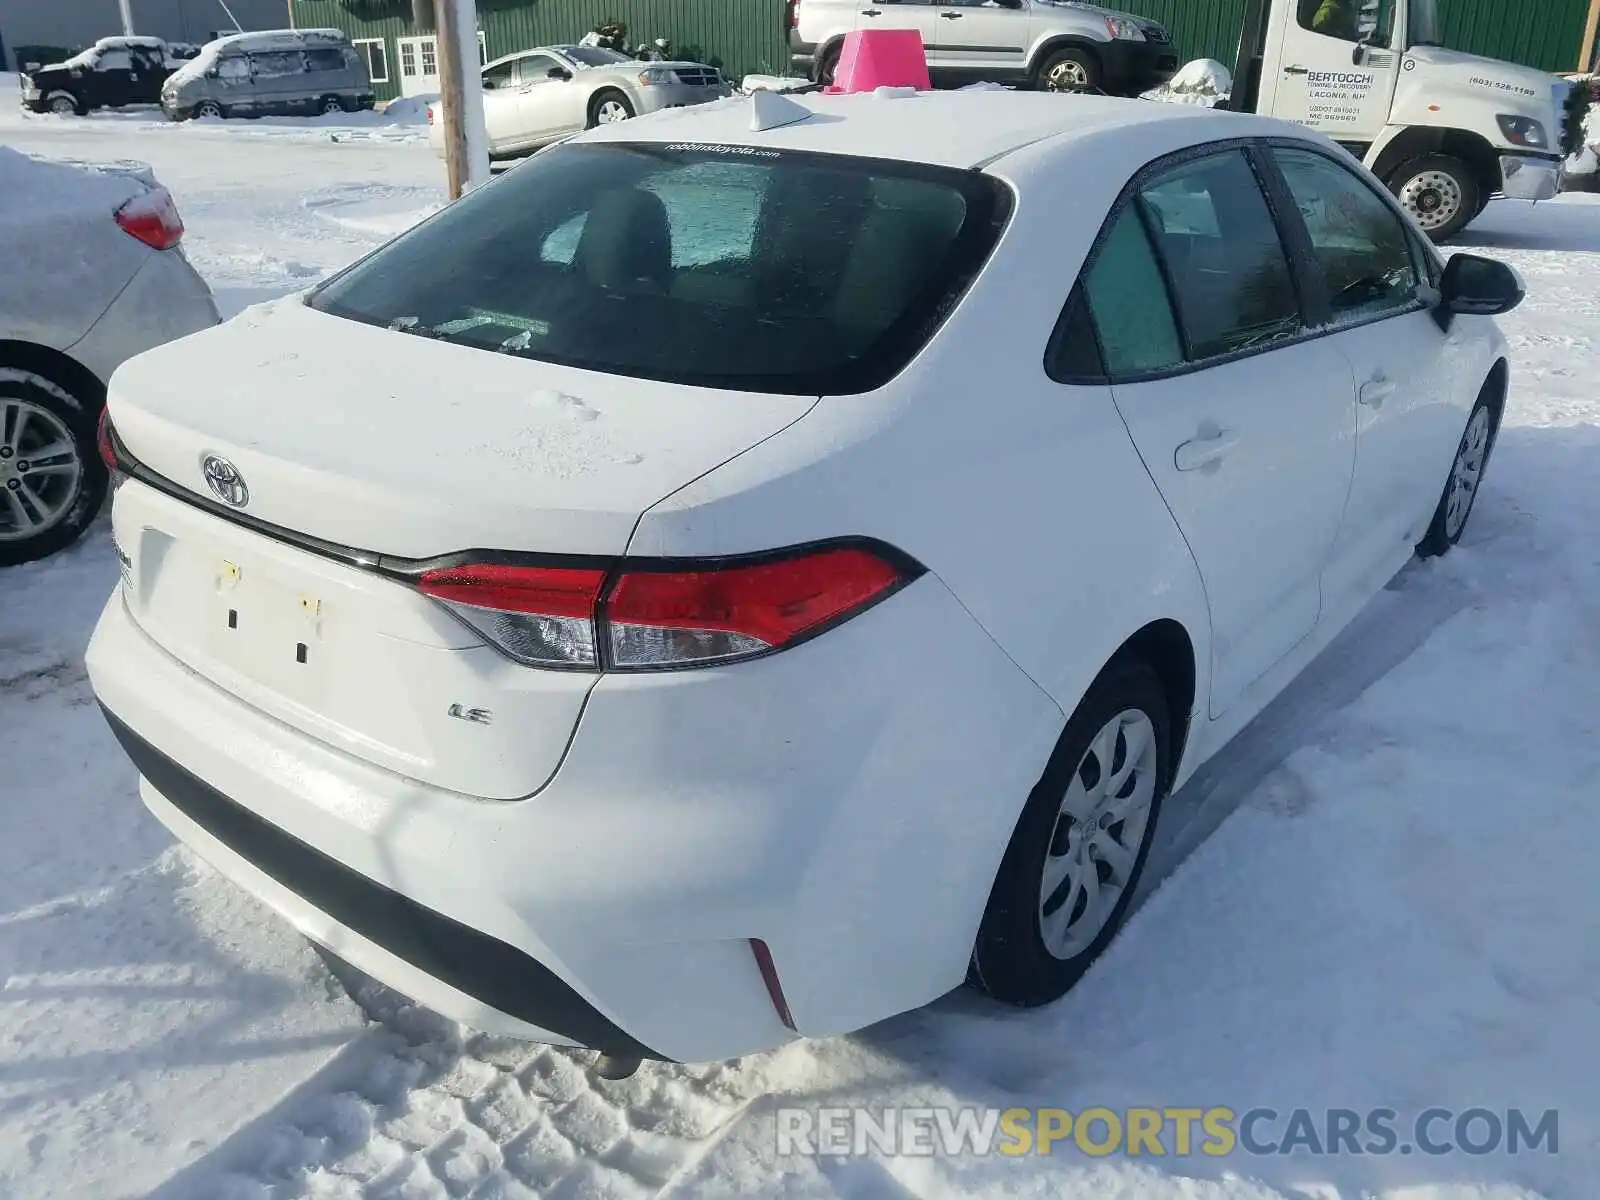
[106, 295, 817, 558]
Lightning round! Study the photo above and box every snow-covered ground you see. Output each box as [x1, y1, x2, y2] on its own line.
[4, 103, 1600, 1200]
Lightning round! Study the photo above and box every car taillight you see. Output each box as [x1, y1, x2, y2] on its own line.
[114, 186, 184, 250]
[417, 564, 607, 668]
[415, 543, 917, 671]
[96, 408, 118, 471]
[427, 105, 434, 125]
[788, 0, 801, 28]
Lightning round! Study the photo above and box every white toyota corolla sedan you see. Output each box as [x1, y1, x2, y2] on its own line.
[88, 88, 1522, 1070]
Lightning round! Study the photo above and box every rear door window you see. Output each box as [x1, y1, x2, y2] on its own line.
[309, 143, 1010, 395]
[305, 48, 346, 73]
[1136, 150, 1303, 359]
[250, 51, 306, 79]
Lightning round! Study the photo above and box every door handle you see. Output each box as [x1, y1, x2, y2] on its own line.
[1174, 430, 1240, 472]
[940, 10, 963, 16]
[1359, 377, 1396, 408]
[1283, 65, 1310, 75]
[860, 7, 882, 14]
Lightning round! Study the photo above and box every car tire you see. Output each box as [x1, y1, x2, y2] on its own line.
[1416, 388, 1499, 559]
[815, 43, 842, 87]
[318, 94, 343, 115]
[193, 99, 225, 120]
[1386, 154, 1480, 243]
[47, 93, 82, 116]
[1035, 47, 1101, 94]
[971, 659, 1171, 1006]
[0, 375, 108, 568]
[587, 89, 635, 127]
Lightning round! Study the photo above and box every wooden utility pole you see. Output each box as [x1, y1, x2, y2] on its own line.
[1581, 0, 1600, 73]
[433, 0, 489, 200]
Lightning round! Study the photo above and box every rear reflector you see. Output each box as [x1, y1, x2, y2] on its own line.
[96, 408, 118, 472]
[749, 938, 797, 1031]
[114, 186, 185, 251]
[413, 542, 917, 672]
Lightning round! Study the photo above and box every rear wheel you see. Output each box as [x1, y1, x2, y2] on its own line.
[1036, 47, 1101, 94]
[971, 660, 1171, 1005]
[1387, 154, 1480, 243]
[588, 89, 634, 127]
[815, 43, 841, 86]
[193, 99, 225, 120]
[0, 376, 106, 568]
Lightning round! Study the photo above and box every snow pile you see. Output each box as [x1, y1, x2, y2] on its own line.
[0, 146, 143, 228]
[380, 94, 437, 124]
[740, 74, 811, 93]
[1144, 58, 1232, 107]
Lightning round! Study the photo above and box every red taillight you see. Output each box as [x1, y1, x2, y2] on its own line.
[750, 938, 797, 1031]
[427, 105, 434, 125]
[606, 547, 905, 668]
[114, 186, 184, 250]
[417, 564, 607, 667]
[415, 544, 913, 671]
[96, 408, 118, 471]
[787, 1, 800, 28]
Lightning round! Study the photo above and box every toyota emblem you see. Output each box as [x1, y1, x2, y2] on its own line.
[200, 454, 250, 508]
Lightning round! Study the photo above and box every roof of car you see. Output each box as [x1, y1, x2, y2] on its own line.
[579, 89, 1301, 170]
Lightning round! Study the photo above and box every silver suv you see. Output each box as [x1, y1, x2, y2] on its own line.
[789, 0, 1179, 95]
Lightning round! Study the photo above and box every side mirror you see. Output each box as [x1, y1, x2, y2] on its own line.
[1351, 42, 1366, 65]
[547, 66, 571, 80]
[1432, 253, 1524, 330]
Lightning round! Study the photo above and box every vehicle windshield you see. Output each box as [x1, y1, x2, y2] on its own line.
[308, 142, 1010, 395]
[1407, 0, 1443, 46]
[561, 46, 631, 68]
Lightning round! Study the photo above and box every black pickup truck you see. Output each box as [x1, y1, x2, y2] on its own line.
[19, 37, 182, 115]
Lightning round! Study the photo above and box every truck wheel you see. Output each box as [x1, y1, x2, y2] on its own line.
[1036, 47, 1101, 94]
[815, 43, 841, 86]
[1387, 154, 1480, 243]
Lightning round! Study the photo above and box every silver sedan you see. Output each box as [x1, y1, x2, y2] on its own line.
[428, 44, 731, 159]
[0, 151, 219, 566]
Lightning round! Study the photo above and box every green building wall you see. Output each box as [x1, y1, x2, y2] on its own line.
[292, 0, 1591, 104]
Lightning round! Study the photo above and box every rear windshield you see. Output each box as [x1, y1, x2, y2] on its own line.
[308, 142, 1011, 395]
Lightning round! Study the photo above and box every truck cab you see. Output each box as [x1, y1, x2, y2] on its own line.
[1229, 0, 1586, 239]
[19, 36, 174, 116]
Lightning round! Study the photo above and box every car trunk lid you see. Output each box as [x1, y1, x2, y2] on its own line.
[106, 298, 816, 798]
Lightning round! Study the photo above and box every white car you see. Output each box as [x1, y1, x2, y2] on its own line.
[0, 148, 218, 566]
[89, 89, 1520, 1070]
[427, 44, 730, 159]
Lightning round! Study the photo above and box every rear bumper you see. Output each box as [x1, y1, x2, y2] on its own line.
[635, 81, 732, 115]
[87, 568, 1061, 1063]
[1499, 152, 1561, 202]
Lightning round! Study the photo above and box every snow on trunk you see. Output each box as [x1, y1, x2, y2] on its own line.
[447, 0, 490, 190]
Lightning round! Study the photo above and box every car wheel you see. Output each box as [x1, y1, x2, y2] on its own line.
[815, 43, 841, 87]
[588, 89, 634, 127]
[0, 377, 107, 568]
[1416, 391, 1499, 559]
[48, 94, 81, 116]
[1387, 154, 1480, 243]
[1036, 47, 1101, 94]
[193, 99, 225, 120]
[319, 95, 343, 115]
[971, 660, 1171, 1006]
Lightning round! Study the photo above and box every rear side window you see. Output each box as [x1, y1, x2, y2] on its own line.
[250, 51, 305, 79]
[1270, 146, 1420, 323]
[1081, 208, 1184, 376]
[309, 143, 1010, 395]
[305, 48, 346, 73]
